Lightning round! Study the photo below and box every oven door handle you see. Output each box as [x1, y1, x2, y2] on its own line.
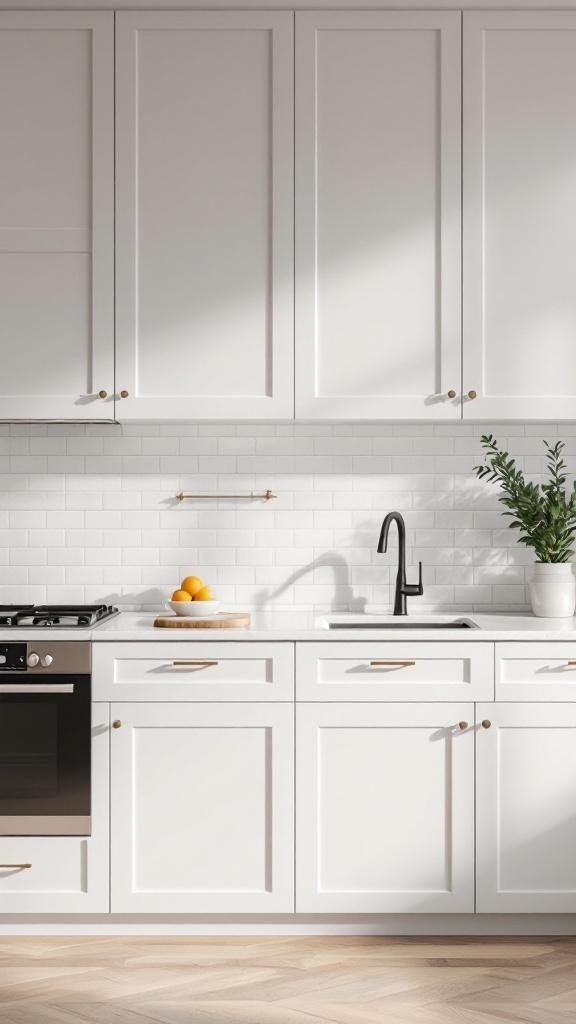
[0, 683, 74, 693]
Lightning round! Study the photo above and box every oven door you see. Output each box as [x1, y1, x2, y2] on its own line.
[0, 675, 91, 835]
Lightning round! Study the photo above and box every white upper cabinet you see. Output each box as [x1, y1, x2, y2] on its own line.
[0, 13, 114, 421]
[115, 12, 294, 420]
[463, 13, 576, 419]
[295, 12, 462, 420]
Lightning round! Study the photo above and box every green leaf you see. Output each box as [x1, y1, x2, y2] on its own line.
[474, 435, 576, 563]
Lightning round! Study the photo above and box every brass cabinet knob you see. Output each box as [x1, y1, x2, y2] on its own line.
[98, 390, 108, 399]
[467, 390, 477, 400]
[481, 719, 491, 729]
[458, 721, 468, 731]
[120, 390, 129, 399]
[112, 720, 122, 729]
[447, 390, 456, 399]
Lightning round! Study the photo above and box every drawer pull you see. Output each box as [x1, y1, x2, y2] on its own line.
[172, 660, 219, 668]
[112, 720, 122, 729]
[568, 661, 576, 666]
[369, 660, 416, 667]
[481, 719, 491, 729]
[458, 721, 468, 731]
[0, 863, 31, 869]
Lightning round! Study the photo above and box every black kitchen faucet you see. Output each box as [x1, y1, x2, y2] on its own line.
[377, 511, 424, 615]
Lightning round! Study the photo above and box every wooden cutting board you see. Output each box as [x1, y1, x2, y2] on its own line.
[154, 612, 251, 629]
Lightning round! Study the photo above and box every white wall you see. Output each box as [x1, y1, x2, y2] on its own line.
[0, 421, 569, 614]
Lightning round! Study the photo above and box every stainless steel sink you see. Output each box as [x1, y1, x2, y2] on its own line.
[322, 616, 479, 630]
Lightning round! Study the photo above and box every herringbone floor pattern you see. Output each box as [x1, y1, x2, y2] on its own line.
[0, 936, 575, 1023]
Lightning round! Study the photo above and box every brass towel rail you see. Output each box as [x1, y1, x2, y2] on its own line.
[175, 490, 277, 502]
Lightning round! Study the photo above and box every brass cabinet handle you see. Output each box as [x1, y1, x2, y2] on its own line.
[98, 390, 108, 399]
[120, 390, 129, 399]
[369, 660, 416, 667]
[447, 390, 456, 399]
[173, 660, 219, 667]
[481, 719, 491, 729]
[0, 863, 31, 869]
[567, 661, 576, 666]
[112, 720, 122, 729]
[467, 390, 477, 400]
[458, 721, 468, 731]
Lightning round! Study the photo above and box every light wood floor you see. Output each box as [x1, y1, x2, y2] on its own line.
[1, 936, 575, 1023]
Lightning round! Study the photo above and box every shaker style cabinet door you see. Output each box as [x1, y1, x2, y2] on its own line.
[296, 703, 475, 913]
[0, 13, 114, 420]
[295, 12, 462, 419]
[476, 703, 576, 913]
[115, 12, 294, 419]
[110, 703, 294, 913]
[463, 13, 576, 419]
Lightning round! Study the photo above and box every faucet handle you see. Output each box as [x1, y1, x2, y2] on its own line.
[403, 561, 424, 597]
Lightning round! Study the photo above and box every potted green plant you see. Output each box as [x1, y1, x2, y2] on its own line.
[475, 435, 576, 617]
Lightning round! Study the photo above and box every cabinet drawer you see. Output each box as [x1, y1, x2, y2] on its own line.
[296, 642, 494, 701]
[496, 643, 576, 700]
[93, 642, 294, 701]
[0, 837, 108, 913]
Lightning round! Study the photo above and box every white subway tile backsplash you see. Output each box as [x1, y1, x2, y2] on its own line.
[30, 437, 66, 455]
[10, 547, 45, 566]
[47, 456, 83, 473]
[10, 510, 45, 529]
[121, 456, 160, 475]
[142, 437, 178, 455]
[46, 511, 83, 529]
[0, 422, 567, 612]
[67, 437, 104, 456]
[48, 548, 84, 566]
[103, 436, 141, 455]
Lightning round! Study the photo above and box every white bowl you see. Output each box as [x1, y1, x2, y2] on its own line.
[167, 600, 220, 617]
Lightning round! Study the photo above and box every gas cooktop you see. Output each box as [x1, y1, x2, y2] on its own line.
[0, 604, 120, 628]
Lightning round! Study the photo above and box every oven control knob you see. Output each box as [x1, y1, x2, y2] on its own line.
[27, 652, 40, 667]
[40, 655, 53, 668]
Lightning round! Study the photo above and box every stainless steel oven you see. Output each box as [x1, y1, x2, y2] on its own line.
[0, 642, 91, 835]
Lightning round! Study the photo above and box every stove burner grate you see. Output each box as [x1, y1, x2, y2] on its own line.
[0, 604, 119, 628]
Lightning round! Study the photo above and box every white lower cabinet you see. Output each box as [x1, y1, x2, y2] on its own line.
[476, 702, 576, 913]
[110, 702, 294, 913]
[296, 703, 475, 913]
[0, 704, 110, 913]
[9, 642, 576, 921]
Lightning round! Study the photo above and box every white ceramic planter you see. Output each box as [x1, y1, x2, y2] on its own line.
[530, 562, 576, 618]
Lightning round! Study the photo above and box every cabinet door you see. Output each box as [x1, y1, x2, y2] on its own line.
[295, 12, 461, 420]
[296, 703, 474, 913]
[111, 703, 294, 913]
[0, 704, 110, 913]
[477, 703, 576, 912]
[115, 12, 294, 420]
[463, 13, 576, 419]
[0, 13, 114, 420]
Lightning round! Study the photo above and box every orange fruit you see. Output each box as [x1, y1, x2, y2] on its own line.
[181, 575, 204, 598]
[193, 586, 215, 601]
[172, 589, 192, 601]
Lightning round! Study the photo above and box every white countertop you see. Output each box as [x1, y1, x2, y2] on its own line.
[6, 611, 576, 642]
